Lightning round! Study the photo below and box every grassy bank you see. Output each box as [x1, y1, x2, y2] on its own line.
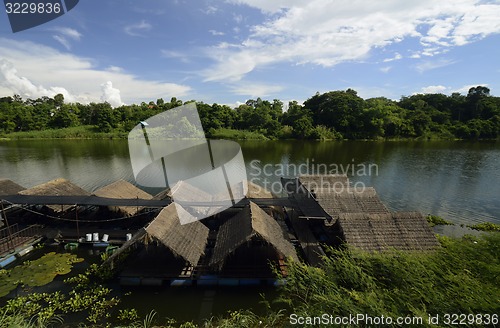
[207, 128, 269, 140]
[3, 127, 494, 141]
[1, 126, 269, 140]
[0, 126, 127, 140]
[0, 231, 498, 327]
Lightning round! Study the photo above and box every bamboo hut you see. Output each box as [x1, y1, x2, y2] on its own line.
[210, 202, 298, 270]
[105, 203, 209, 268]
[337, 212, 439, 251]
[314, 187, 389, 218]
[168, 180, 225, 218]
[283, 175, 389, 220]
[18, 178, 90, 212]
[93, 180, 153, 216]
[0, 179, 25, 196]
[298, 174, 349, 192]
[245, 180, 274, 199]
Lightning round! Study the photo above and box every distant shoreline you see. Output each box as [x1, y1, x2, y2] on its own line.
[1, 126, 498, 141]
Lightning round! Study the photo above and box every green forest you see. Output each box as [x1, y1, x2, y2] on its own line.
[1, 86, 499, 140]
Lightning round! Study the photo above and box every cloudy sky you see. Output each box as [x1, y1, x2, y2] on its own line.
[0, 0, 499, 107]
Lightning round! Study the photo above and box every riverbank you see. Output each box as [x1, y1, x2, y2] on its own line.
[2, 125, 497, 141]
[0, 231, 498, 327]
[0, 126, 128, 140]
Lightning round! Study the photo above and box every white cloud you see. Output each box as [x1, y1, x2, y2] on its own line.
[415, 58, 457, 73]
[101, 81, 124, 107]
[380, 66, 392, 73]
[124, 20, 152, 36]
[50, 27, 82, 50]
[226, 0, 302, 13]
[106, 66, 124, 73]
[203, 5, 218, 14]
[233, 14, 243, 24]
[229, 82, 284, 97]
[53, 35, 72, 50]
[0, 38, 191, 105]
[208, 30, 225, 36]
[453, 84, 489, 95]
[56, 27, 82, 40]
[161, 50, 190, 63]
[419, 85, 448, 94]
[414, 84, 491, 95]
[383, 53, 402, 62]
[0, 59, 89, 103]
[207, 0, 500, 81]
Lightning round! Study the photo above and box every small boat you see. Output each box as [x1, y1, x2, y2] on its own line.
[0, 255, 16, 268]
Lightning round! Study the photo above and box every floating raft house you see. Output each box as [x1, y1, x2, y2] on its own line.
[93, 180, 153, 216]
[210, 201, 298, 270]
[337, 212, 440, 251]
[0, 179, 25, 196]
[18, 178, 90, 212]
[105, 203, 209, 268]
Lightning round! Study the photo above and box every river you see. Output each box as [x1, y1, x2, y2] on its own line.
[0, 139, 498, 323]
[1, 139, 498, 226]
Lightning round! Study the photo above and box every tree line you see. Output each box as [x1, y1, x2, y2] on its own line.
[0, 86, 498, 139]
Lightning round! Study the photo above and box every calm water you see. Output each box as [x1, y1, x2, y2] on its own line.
[1, 139, 499, 322]
[0, 139, 498, 226]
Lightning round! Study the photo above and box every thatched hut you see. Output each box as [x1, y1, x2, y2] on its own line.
[210, 202, 298, 270]
[93, 180, 153, 216]
[105, 203, 209, 268]
[314, 187, 389, 218]
[298, 174, 349, 192]
[0, 179, 25, 196]
[245, 180, 274, 199]
[18, 178, 90, 212]
[168, 180, 221, 217]
[337, 212, 439, 251]
[283, 175, 389, 220]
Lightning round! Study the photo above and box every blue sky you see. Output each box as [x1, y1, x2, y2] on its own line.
[1, 0, 499, 107]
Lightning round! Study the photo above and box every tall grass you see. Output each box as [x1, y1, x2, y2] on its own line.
[2, 126, 127, 139]
[278, 233, 500, 326]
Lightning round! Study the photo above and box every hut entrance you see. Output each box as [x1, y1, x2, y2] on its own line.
[217, 238, 280, 278]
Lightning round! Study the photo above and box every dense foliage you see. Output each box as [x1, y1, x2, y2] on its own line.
[1, 86, 499, 140]
[277, 233, 500, 327]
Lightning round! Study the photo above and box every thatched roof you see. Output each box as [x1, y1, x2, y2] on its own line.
[145, 203, 209, 265]
[104, 203, 209, 267]
[168, 180, 226, 218]
[290, 216, 326, 267]
[246, 180, 274, 199]
[19, 178, 90, 212]
[0, 179, 25, 196]
[337, 212, 439, 252]
[152, 188, 171, 201]
[285, 175, 388, 219]
[93, 180, 153, 216]
[314, 187, 389, 218]
[298, 174, 349, 191]
[210, 202, 298, 269]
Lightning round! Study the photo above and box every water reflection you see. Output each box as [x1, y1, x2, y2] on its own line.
[0, 139, 498, 225]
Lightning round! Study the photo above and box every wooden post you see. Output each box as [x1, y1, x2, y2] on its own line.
[75, 205, 79, 238]
[1, 201, 14, 251]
